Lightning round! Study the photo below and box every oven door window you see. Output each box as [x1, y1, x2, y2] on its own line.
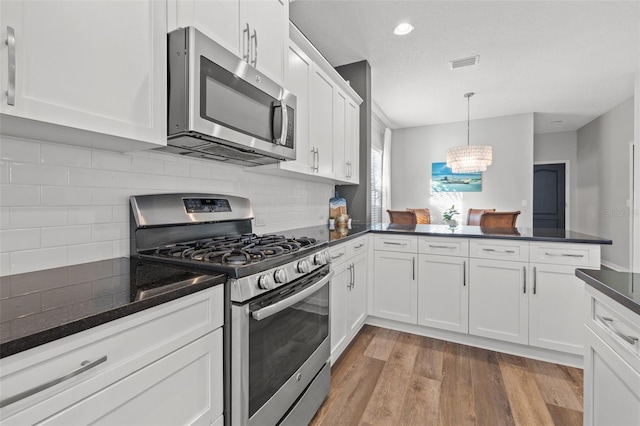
[248, 274, 329, 417]
[200, 56, 275, 142]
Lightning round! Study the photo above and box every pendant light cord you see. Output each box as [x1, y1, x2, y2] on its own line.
[465, 92, 473, 147]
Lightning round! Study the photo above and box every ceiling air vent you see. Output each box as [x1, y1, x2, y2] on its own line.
[449, 55, 479, 70]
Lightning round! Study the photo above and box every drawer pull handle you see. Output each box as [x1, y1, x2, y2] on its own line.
[597, 315, 639, 346]
[0, 355, 107, 408]
[429, 245, 455, 249]
[482, 248, 516, 254]
[354, 243, 365, 249]
[544, 252, 584, 258]
[383, 241, 406, 246]
[331, 252, 345, 260]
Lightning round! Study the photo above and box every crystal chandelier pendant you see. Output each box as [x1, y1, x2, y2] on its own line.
[446, 93, 492, 173]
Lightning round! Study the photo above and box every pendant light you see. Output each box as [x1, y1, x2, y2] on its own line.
[446, 92, 492, 173]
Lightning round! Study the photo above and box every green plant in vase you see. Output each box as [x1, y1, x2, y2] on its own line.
[442, 205, 459, 226]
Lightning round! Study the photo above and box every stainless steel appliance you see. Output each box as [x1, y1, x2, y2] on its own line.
[130, 193, 331, 426]
[162, 27, 296, 167]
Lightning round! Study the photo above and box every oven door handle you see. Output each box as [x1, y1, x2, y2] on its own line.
[251, 270, 334, 321]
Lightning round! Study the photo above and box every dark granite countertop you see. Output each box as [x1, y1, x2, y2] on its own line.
[575, 269, 640, 316]
[0, 258, 226, 358]
[369, 223, 612, 244]
[277, 224, 371, 246]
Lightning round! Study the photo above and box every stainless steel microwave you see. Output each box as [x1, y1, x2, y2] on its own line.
[162, 27, 296, 166]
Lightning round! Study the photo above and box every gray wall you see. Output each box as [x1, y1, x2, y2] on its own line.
[576, 97, 634, 270]
[534, 131, 578, 230]
[391, 113, 534, 226]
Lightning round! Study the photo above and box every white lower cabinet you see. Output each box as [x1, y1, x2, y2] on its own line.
[584, 328, 640, 426]
[0, 286, 224, 426]
[468, 258, 529, 345]
[329, 236, 368, 362]
[528, 263, 585, 354]
[38, 330, 222, 426]
[418, 254, 468, 333]
[373, 247, 417, 324]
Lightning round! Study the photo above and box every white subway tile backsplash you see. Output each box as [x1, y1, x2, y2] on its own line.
[0, 137, 40, 163]
[0, 161, 8, 183]
[0, 229, 41, 252]
[10, 163, 68, 185]
[41, 225, 92, 248]
[40, 143, 92, 168]
[92, 223, 128, 242]
[41, 186, 92, 206]
[163, 161, 191, 177]
[0, 184, 40, 206]
[68, 168, 114, 188]
[132, 157, 164, 174]
[68, 242, 113, 265]
[113, 172, 149, 189]
[67, 206, 113, 225]
[1, 138, 334, 275]
[11, 247, 68, 275]
[91, 151, 132, 172]
[10, 207, 67, 228]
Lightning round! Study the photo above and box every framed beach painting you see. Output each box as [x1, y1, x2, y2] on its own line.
[431, 162, 482, 192]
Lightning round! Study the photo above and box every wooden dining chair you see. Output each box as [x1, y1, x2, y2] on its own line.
[479, 211, 521, 228]
[387, 209, 417, 225]
[467, 208, 495, 226]
[406, 208, 431, 224]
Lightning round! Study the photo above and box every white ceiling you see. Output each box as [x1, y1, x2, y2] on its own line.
[289, 0, 640, 134]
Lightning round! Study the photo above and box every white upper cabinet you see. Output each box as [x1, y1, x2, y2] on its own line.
[168, 0, 288, 85]
[310, 64, 335, 179]
[0, 0, 167, 151]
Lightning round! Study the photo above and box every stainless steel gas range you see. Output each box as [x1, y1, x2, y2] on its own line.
[129, 193, 332, 426]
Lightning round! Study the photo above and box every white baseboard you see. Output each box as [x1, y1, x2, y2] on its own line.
[363, 316, 584, 368]
[601, 259, 629, 272]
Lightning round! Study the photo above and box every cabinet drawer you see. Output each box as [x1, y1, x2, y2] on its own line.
[347, 236, 368, 257]
[586, 286, 640, 372]
[469, 240, 529, 262]
[329, 244, 348, 264]
[418, 237, 468, 257]
[374, 234, 417, 253]
[530, 243, 600, 268]
[0, 285, 223, 416]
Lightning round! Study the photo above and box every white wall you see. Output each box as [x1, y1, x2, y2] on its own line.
[576, 97, 634, 271]
[390, 113, 534, 226]
[0, 136, 333, 276]
[534, 130, 578, 229]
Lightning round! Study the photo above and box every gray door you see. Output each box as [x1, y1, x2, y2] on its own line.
[533, 163, 566, 229]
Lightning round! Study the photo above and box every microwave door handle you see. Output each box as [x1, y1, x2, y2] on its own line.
[251, 270, 333, 321]
[280, 100, 288, 146]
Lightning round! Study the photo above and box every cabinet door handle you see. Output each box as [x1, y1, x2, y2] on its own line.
[316, 148, 320, 172]
[250, 29, 258, 68]
[483, 248, 516, 254]
[349, 263, 354, 290]
[463, 260, 466, 286]
[544, 252, 584, 258]
[523, 266, 527, 293]
[596, 315, 639, 346]
[0, 355, 108, 408]
[412, 257, 416, 280]
[5, 26, 15, 106]
[533, 266, 537, 295]
[242, 23, 250, 62]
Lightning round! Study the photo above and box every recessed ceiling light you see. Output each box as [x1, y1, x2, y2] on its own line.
[393, 22, 414, 36]
[449, 55, 480, 69]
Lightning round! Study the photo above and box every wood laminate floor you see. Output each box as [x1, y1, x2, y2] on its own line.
[310, 325, 583, 426]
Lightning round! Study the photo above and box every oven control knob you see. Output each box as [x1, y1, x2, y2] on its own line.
[274, 269, 288, 284]
[296, 260, 310, 274]
[313, 252, 327, 266]
[257, 274, 274, 290]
